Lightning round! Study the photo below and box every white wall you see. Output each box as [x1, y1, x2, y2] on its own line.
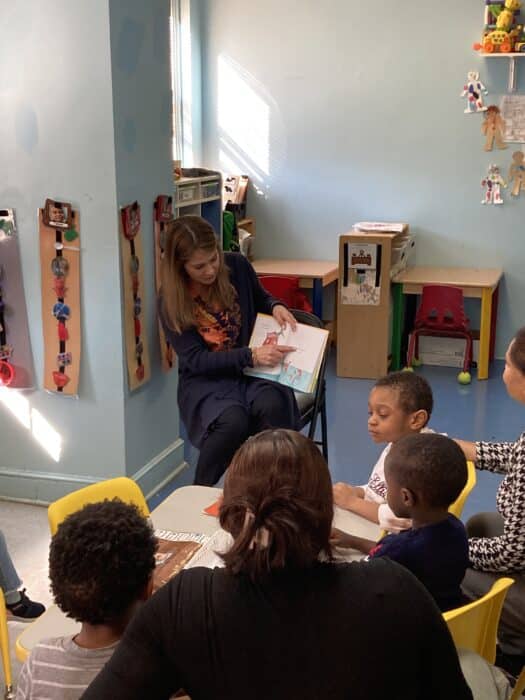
[200, 0, 525, 357]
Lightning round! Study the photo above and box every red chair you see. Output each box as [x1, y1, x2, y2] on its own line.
[258, 275, 313, 313]
[406, 285, 473, 384]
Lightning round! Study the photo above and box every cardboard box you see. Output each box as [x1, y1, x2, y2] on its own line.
[412, 335, 479, 368]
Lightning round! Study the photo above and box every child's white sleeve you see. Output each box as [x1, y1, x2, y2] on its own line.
[377, 503, 412, 533]
[362, 445, 391, 502]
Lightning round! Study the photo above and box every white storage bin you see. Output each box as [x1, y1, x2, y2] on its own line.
[413, 335, 479, 368]
[201, 180, 221, 199]
[177, 184, 199, 203]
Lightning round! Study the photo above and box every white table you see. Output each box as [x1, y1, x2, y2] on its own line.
[16, 486, 380, 659]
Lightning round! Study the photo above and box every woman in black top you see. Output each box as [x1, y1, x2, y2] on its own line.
[82, 430, 472, 700]
[158, 216, 299, 485]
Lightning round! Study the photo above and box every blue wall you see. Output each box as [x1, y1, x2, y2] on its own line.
[199, 0, 525, 357]
[0, 0, 184, 502]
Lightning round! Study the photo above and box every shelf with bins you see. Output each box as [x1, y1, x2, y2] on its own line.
[174, 172, 223, 242]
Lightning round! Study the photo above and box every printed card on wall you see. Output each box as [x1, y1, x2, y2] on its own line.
[120, 201, 150, 391]
[39, 199, 81, 396]
[153, 195, 175, 372]
[0, 209, 35, 389]
[341, 244, 381, 306]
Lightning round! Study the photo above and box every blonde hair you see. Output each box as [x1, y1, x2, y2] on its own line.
[160, 216, 235, 333]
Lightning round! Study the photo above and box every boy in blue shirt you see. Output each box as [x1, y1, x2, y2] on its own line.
[332, 432, 469, 612]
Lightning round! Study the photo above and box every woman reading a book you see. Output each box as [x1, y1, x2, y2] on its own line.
[158, 215, 300, 485]
[82, 430, 472, 700]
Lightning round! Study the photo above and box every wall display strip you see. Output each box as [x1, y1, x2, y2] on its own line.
[153, 195, 175, 372]
[120, 201, 150, 391]
[0, 209, 35, 388]
[39, 199, 81, 396]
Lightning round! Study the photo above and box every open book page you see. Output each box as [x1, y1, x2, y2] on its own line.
[244, 313, 328, 393]
[184, 528, 233, 570]
[244, 313, 291, 378]
[153, 530, 209, 591]
[279, 323, 328, 393]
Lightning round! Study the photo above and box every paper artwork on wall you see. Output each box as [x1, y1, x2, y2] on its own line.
[153, 195, 175, 372]
[481, 164, 507, 205]
[341, 244, 381, 306]
[0, 209, 35, 389]
[120, 201, 150, 391]
[500, 95, 525, 143]
[39, 199, 81, 396]
[460, 71, 488, 113]
[508, 150, 525, 196]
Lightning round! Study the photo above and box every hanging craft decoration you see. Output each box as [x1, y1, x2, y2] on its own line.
[0, 209, 35, 389]
[461, 71, 488, 113]
[120, 201, 150, 390]
[482, 105, 508, 151]
[39, 199, 81, 395]
[153, 195, 175, 372]
[508, 150, 525, 195]
[481, 164, 507, 204]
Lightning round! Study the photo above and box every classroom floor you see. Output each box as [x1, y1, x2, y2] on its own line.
[1, 355, 520, 689]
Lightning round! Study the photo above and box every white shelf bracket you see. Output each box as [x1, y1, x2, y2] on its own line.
[509, 56, 517, 92]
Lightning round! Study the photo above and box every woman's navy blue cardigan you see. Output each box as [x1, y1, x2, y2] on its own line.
[159, 253, 300, 447]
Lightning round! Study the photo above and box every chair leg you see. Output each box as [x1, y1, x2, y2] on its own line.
[464, 335, 473, 373]
[407, 330, 417, 367]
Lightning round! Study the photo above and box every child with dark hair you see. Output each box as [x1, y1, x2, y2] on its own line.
[16, 499, 157, 700]
[82, 430, 472, 700]
[334, 371, 435, 532]
[333, 432, 469, 611]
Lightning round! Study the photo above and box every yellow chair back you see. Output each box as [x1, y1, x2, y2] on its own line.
[510, 667, 525, 700]
[48, 477, 150, 536]
[443, 577, 514, 664]
[0, 589, 14, 699]
[449, 460, 476, 519]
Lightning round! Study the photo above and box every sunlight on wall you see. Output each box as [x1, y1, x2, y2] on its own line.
[217, 53, 270, 178]
[0, 388, 63, 462]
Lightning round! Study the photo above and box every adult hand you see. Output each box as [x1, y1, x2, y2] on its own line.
[333, 482, 364, 510]
[272, 304, 297, 331]
[253, 344, 296, 367]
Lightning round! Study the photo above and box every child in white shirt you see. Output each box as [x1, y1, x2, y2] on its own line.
[333, 371, 434, 532]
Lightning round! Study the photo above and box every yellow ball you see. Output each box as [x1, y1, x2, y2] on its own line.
[457, 371, 471, 385]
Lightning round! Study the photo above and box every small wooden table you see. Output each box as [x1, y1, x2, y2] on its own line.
[252, 259, 338, 319]
[15, 486, 378, 660]
[391, 266, 503, 380]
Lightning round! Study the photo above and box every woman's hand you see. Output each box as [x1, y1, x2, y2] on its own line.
[272, 304, 297, 331]
[333, 483, 364, 510]
[252, 344, 296, 367]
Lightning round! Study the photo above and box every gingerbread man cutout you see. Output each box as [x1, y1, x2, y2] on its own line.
[482, 106, 507, 152]
[509, 151, 525, 197]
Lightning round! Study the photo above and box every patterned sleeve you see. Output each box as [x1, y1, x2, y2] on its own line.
[469, 435, 525, 571]
[476, 440, 515, 475]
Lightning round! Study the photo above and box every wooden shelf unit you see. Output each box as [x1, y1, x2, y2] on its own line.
[174, 172, 223, 242]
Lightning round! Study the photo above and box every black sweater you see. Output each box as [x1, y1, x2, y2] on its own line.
[82, 560, 472, 700]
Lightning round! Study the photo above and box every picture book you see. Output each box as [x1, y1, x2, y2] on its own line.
[244, 313, 329, 394]
[153, 530, 209, 592]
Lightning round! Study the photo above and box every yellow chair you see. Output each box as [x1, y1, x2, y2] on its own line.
[449, 460, 477, 519]
[48, 476, 150, 536]
[510, 667, 525, 700]
[0, 589, 14, 700]
[443, 577, 514, 664]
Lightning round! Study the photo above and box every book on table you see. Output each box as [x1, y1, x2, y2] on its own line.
[244, 313, 329, 394]
[153, 530, 209, 592]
